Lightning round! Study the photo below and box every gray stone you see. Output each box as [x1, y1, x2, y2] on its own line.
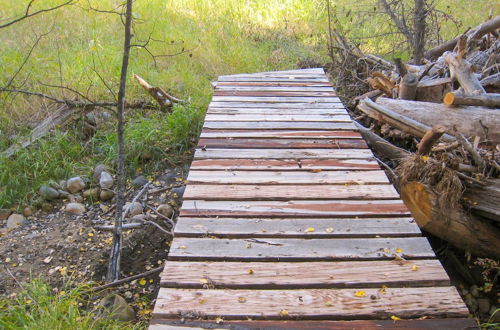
[131, 214, 147, 223]
[58, 180, 67, 191]
[159, 172, 177, 184]
[97, 294, 135, 322]
[58, 190, 70, 199]
[470, 284, 479, 298]
[125, 202, 143, 217]
[100, 189, 115, 201]
[99, 171, 114, 189]
[478, 298, 490, 315]
[132, 175, 148, 187]
[66, 177, 86, 194]
[22, 207, 33, 217]
[157, 204, 174, 218]
[93, 164, 108, 182]
[490, 306, 500, 322]
[465, 295, 478, 312]
[170, 186, 186, 198]
[39, 185, 60, 200]
[83, 188, 100, 200]
[7, 214, 27, 229]
[65, 203, 86, 215]
[0, 209, 12, 221]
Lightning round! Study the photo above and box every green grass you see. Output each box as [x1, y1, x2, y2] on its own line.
[0, 279, 144, 329]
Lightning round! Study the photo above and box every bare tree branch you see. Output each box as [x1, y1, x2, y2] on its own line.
[0, 0, 75, 29]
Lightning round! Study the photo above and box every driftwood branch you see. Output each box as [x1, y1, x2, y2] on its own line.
[133, 74, 184, 111]
[92, 266, 163, 292]
[417, 125, 446, 155]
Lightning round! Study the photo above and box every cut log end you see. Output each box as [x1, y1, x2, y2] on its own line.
[443, 92, 455, 105]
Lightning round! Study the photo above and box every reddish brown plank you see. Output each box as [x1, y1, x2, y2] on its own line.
[213, 91, 337, 97]
[202, 121, 355, 130]
[200, 130, 362, 139]
[150, 318, 477, 329]
[153, 287, 468, 320]
[180, 200, 410, 218]
[209, 102, 343, 108]
[207, 108, 347, 114]
[194, 148, 373, 159]
[212, 96, 341, 103]
[174, 217, 419, 238]
[189, 159, 380, 171]
[204, 114, 351, 122]
[216, 81, 332, 87]
[160, 260, 448, 288]
[198, 138, 368, 149]
[168, 237, 434, 261]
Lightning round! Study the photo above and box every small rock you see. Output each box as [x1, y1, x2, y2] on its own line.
[22, 207, 33, 217]
[66, 177, 86, 194]
[159, 172, 177, 185]
[73, 195, 84, 203]
[132, 175, 148, 187]
[490, 306, 500, 322]
[83, 188, 100, 200]
[65, 203, 86, 215]
[58, 190, 70, 199]
[93, 164, 108, 182]
[131, 214, 147, 223]
[97, 294, 135, 322]
[0, 209, 12, 221]
[170, 185, 186, 198]
[125, 202, 143, 217]
[99, 171, 114, 189]
[465, 295, 478, 312]
[478, 298, 490, 315]
[100, 189, 115, 201]
[157, 204, 174, 218]
[470, 285, 479, 298]
[39, 185, 60, 200]
[58, 180, 67, 191]
[7, 214, 28, 229]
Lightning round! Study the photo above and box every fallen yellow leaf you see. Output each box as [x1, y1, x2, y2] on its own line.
[396, 248, 403, 253]
[247, 269, 254, 275]
[238, 297, 247, 303]
[325, 301, 333, 307]
[306, 227, 315, 232]
[391, 315, 401, 321]
[199, 299, 206, 304]
[139, 278, 146, 286]
[411, 264, 419, 271]
[280, 309, 289, 317]
[199, 278, 208, 284]
[325, 227, 334, 233]
[215, 317, 224, 324]
[354, 290, 366, 297]
[379, 285, 387, 294]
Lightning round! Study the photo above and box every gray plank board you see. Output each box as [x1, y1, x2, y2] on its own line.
[174, 217, 420, 238]
[207, 108, 348, 115]
[168, 237, 435, 261]
[160, 259, 448, 288]
[199, 130, 361, 139]
[212, 96, 341, 103]
[204, 114, 352, 122]
[186, 170, 390, 185]
[215, 86, 335, 92]
[209, 102, 343, 108]
[153, 287, 468, 319]
[202, 121, 355, 130]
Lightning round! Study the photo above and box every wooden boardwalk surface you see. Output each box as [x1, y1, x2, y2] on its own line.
[151, 69, 473, 329]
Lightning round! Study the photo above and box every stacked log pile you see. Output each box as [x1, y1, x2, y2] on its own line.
[348, 16, 500, 259]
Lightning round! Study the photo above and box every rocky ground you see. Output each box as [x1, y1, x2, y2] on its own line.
[0, 164, 188, 322]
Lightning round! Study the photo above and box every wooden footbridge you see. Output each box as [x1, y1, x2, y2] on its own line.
[150, 69, 474, 329]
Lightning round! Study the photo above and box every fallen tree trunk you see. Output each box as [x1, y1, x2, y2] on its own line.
[353, 121, 409, 160]
[463, 179, 500, 223]
[424, 15, 500, 59]
[358, 98, 455, 141]
[400, 181, 500, 259]
[444, 50, 486, 94]
[444, 91, 500, 107]
[481, 72, 500, 89]
[376, 98, 500, 143]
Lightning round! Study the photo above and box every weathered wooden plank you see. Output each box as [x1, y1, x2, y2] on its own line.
[200, 130, 361, 139]
[194, 149, 373, 160]
[183, 184, 398, 200]
[153, 287, 468, 320]
[215, 86, 335, 92]
[219, 69, 325, 77]
[187, 170, 389, 185]
[198, 138, 368, 149]
[174, 217, 419, 238]
[213, 91, 337, 97]
[204, 114, 351, 122]
[207, 108, 347, 115]
[212, 96, 341, 103]
[190, 159, 380, 171]
[160, 259, 447, 288]
[217, 77, 330, 82]
[203, 121, 355, 130]
[216, 81, 332, 87]
[149, 318, 478, 330]
[180, 200, 410, 218]
[209, 102, 343, 108]
[168, 237, 434, 261]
